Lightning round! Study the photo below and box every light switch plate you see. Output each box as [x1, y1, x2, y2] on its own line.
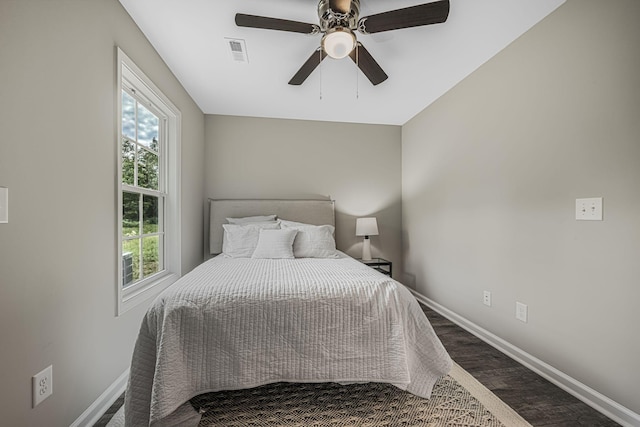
[0, 187, 7, 223]
[576, 197, 603, 221]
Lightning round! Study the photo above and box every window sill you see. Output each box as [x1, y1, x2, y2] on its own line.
[118, 271, 179, 316]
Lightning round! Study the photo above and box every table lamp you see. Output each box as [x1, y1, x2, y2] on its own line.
[356, 217, 378, 261]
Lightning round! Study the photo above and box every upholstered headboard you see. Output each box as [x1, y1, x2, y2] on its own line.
[209, 199, 335, 255]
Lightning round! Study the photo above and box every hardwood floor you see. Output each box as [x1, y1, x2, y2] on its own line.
[93, 394, 123, 427]
[94, 305, 621, 427]
[421, 305, 620, 427]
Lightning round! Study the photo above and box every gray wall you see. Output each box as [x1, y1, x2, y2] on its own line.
[0, 1, 204, 426]
[402, 0, 640, 415]
[205, 115, 402, 278]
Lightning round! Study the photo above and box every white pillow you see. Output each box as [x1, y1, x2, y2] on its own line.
[280, 223, 338, 258]
[251, 229, 298, 259]
[279, 219, 313, 228]
[222, 222, 281, 258]
[226, 215, 277, 224]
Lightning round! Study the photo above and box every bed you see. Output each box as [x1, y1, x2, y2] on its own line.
[124, 199, 452, 426]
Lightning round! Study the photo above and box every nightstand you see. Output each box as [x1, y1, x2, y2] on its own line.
[358, 257, 392, 277]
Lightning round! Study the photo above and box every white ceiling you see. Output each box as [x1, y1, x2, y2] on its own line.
[118, 0, 565, 125]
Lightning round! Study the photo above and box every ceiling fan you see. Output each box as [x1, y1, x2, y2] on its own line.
[235, 0, 450, 86]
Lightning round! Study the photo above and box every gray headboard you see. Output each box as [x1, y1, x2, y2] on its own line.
[209, 199, 335, 255]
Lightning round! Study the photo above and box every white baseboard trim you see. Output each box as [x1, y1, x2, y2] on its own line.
[70, 369, 129, 427]
[411, 290, 640, 427]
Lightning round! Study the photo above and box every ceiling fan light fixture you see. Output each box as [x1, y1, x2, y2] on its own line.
[322, 27, 356, 59]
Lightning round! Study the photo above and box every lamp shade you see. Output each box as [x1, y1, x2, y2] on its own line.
[355, 217, 379, 237]
[322, 28, 356, 59]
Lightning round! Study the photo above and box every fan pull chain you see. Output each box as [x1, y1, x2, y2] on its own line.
[356, 44, 359, 100]
[319, 48, 323, 100]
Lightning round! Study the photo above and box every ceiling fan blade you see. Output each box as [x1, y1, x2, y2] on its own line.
[358, 0, 450, 34]
[348, 43, 388, 86]
[289, 48, 328, 85]
[235, 13, 319, 34]
[329, 0, 352, 15]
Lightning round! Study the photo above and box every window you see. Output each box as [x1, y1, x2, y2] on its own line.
[117, 48, 181, 315]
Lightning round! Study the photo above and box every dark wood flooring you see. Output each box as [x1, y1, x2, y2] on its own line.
[421, 305, 620, 427]
[93, 304, 620, 427]
[93, 393, 123, 427]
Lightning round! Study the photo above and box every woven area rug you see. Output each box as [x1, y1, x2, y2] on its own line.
[190, 363, 531, 427]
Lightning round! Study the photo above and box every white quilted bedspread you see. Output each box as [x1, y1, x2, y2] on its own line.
[124, 253, 452, 426]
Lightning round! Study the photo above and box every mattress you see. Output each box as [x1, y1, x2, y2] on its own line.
[124, 253, 452, 426]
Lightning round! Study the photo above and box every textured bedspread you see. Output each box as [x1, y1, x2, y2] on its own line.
[124, 254, 452, 426]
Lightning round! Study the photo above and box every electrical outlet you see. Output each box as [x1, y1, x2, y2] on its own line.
[32, 365, 53, 407]
[0, 187, 7, 223]
[516, 302, 528, 323]
[483, 291, 491, 307]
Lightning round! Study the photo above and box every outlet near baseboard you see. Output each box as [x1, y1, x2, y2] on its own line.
[483, 291, 491, 307]
[32, 365, 53, 407]
[516, 302, 528, 323]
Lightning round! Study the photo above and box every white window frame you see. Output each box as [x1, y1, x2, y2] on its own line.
[116, 48, 181, 316]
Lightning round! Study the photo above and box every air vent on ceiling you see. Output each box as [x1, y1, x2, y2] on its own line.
[226, 38, 248, 63]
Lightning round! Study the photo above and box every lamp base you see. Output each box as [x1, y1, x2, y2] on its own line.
[362, 237, 372, 261]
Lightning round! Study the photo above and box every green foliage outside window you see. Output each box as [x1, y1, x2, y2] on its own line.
[122, 114, 161, 287]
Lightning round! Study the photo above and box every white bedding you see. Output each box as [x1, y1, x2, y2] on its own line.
[124, 253, 452, 426]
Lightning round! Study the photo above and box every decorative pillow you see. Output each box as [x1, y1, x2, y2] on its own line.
[251, 229, 298, 259]
[280, 223, 338, 258]
[279, 219, 313, 228]
[226, 215, 277, 224]
[222, 222, 281, 258]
